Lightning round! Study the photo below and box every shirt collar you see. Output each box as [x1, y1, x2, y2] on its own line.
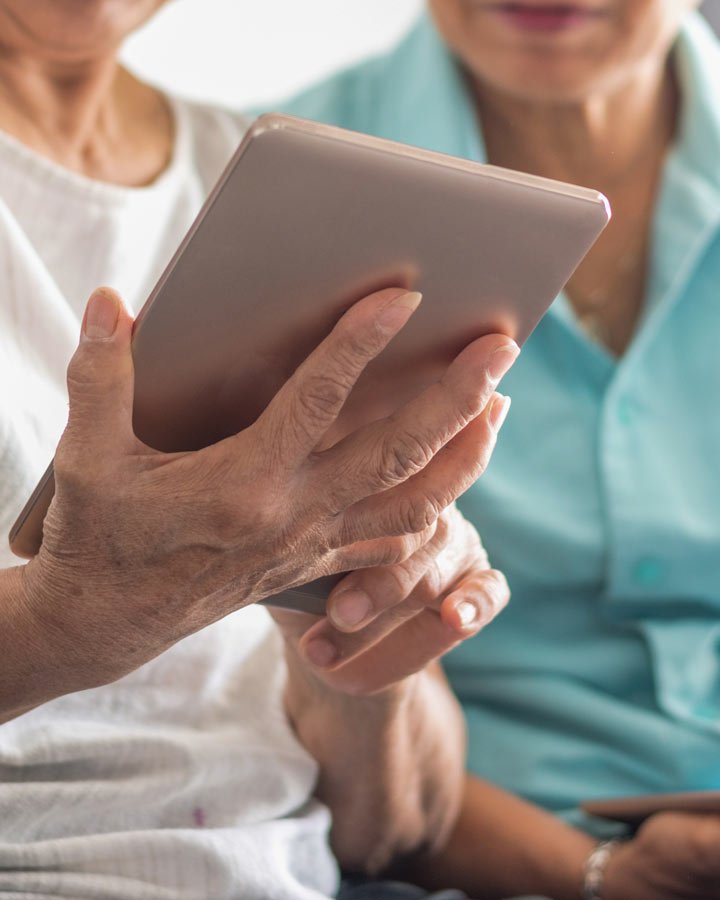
[644, 12, 720, 326]
[376, 10, 720, 340]
[380, 9, 720, 194]
[672, 12, 720, 202]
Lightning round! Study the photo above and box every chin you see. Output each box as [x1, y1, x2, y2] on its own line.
[477, 65, 616, 104]
[0, 0, 165, 57]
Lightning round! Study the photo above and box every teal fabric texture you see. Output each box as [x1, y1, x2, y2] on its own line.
[272, 12, 720, 830]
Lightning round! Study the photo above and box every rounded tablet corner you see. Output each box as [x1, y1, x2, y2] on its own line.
[8, 526, 41, 561]
[597, 192, 612, 224]
[247, 112, 297, 140]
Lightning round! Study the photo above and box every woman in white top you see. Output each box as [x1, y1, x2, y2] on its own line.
[0, 2, 517, 899]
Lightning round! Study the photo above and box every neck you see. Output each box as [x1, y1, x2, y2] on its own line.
[471, 56, 680, 357]
[473, 56, 678, 196]
[0, 50, 173, 185]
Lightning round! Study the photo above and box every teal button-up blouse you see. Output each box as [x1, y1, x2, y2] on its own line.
[275, 11, 720, 828]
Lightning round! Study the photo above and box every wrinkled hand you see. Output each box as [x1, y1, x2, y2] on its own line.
[273, 505, 508, 872]
[273, 504, 509, 697]
[604, 814, 720, 900]
[22, 285, 518, 696]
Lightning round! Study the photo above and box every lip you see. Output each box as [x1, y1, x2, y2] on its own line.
[486, 3, 606, 33]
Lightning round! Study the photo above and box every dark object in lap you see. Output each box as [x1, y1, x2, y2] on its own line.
[338, 880, 468, 900]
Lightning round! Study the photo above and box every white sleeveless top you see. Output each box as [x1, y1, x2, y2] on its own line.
[0, 96, 338, 900]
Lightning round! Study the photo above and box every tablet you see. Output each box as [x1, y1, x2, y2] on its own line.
[582, 791, 720, 827]
[9, 113, 610, 612]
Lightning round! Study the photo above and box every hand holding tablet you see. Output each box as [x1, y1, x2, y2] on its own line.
[10, 114, 610, 613]
[582, 797, 720, 900]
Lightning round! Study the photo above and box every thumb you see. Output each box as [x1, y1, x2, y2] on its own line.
[63, 287, 137, 458]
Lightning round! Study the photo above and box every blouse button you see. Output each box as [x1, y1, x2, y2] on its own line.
[617, 396, 636, 426]
[632, 557, 665, 587]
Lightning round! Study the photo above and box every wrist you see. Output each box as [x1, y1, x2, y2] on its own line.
[283, 649, 420, 749]
[19, 557, 119, 696]
[532, 829, 597, 900]
[0, 564, 75, 721]
[282, 639, 419, 719]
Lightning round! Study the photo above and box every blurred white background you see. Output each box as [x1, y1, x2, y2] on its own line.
[122, 0, 720, 111]
[122, 0, 423, 110]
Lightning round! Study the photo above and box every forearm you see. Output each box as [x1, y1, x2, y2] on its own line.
[284, 658, 466, 874]
[400, 774, 595, 900]
[0, 565, 78, 723]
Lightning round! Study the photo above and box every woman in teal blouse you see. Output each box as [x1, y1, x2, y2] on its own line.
[279, 2, 720, 897]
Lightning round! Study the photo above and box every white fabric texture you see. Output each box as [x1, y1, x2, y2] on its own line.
[0, 96, 339, 900]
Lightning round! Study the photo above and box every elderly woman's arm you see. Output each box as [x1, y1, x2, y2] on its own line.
[287, 662, 467, 875]
[276, 506, 509, 872]
[0, 566, 69, 724]
[399, 776, 720, 900]
[400, 776, 595, 899]
[0, 286, 517, 724]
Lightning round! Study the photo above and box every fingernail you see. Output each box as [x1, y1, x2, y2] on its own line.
[489, 394, 511, 434]
[487, 342, 519, 383]
[83, 289, 119, 340]
[331, 589, 372, 629]
[456, 600, 479, 628]
[304, 638, 338, 668]
[378, 291, 422, 328]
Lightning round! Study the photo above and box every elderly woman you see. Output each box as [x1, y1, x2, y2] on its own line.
[0, 2, 519, 899]
[280, 1, 720, 898]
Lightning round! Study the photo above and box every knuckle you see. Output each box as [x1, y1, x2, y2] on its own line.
[336, 310, 386, 360]
[417, 556, 445, 602]
[395, 526, 440, 578]
[203, 495, 245, 545]
[396, 496, 441, 536]
[52, 445, 92, 495]
[480, 569, 511, 611]
[417, 521, 441, 551]
[468, 442, 492, 479]
[380, 433, 436, 484]
[399, 533, 429, 563]
[65, 346, 92, 390]
[205, 478, 283, 545]
[326, 516, 354, 553]
[451, 395, 482, 431]
[471, 593, 499, 628]
[336, 529, 430, 572]
[480, 368, 500, 402]
[374, 561, 417, 608]
[297, 370, 350, 419]
[451, 451, 490, 490]
[66, 343, 113, 394]
[381, 535, 422, 567]
[460, 570, 510, 625]
[383, 536, 415, 566]
[442, 379, 488, 428]
[431, 511, 452, 550]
